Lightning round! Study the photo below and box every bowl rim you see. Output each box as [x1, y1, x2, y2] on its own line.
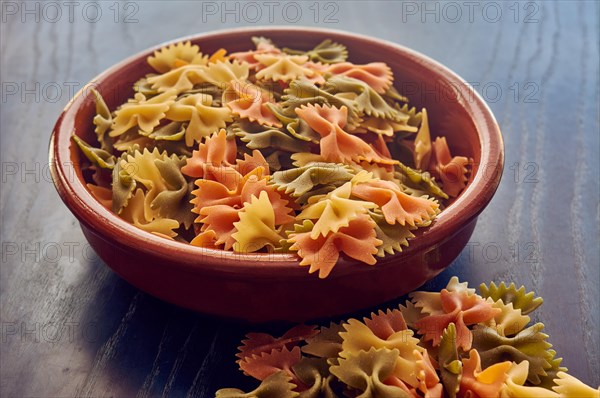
[50, 26, 504, 279]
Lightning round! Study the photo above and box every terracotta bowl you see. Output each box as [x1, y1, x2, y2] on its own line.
[50, 27, 503, 322]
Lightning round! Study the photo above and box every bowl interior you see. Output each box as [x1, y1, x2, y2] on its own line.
[56, 27, 500, 273]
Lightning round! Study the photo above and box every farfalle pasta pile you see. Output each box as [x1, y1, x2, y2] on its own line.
[74, 37, 471, 277]
[216, 278, 600, 397]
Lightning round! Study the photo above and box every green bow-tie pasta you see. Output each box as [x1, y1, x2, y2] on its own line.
[325, 76, 407, 122]
[90, 88, 114, 151]
[281, 79, 361, 124]
[216, 371, 299, 398]
[480, 281, 544, 315]
[270, 162, 354, 198]
[283, 39, 348, 64]
[232, 120, 310, 153]
[139, 121, 186, 141]
[112, 151, 137, 214]
[330, 347, 411, 398]
[471, 323, 554, 385]
[72, 135, 115, 169]
[368, 210, 415, 257]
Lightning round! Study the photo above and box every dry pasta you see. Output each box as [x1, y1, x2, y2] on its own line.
[217, 278, 600, 397]
[74, 37, 473, 278]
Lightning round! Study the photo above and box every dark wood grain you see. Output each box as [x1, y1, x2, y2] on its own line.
[1, 1, 598, 396]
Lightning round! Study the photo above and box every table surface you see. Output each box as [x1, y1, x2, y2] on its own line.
[1, 1, 598, 396]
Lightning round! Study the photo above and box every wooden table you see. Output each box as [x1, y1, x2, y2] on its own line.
[1, 1, 598, 396]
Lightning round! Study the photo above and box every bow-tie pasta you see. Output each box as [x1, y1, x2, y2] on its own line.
[74, 37, 472, 278]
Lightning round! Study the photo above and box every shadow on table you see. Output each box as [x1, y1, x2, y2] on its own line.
[73, 251, 262, 396]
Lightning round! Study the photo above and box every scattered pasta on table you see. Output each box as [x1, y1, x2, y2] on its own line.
[216, 278, 600, 397]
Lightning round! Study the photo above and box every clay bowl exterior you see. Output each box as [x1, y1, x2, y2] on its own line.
[50, 27, 503, 323]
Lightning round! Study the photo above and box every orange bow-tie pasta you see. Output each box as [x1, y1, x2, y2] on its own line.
[74, 37, 472, 278]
